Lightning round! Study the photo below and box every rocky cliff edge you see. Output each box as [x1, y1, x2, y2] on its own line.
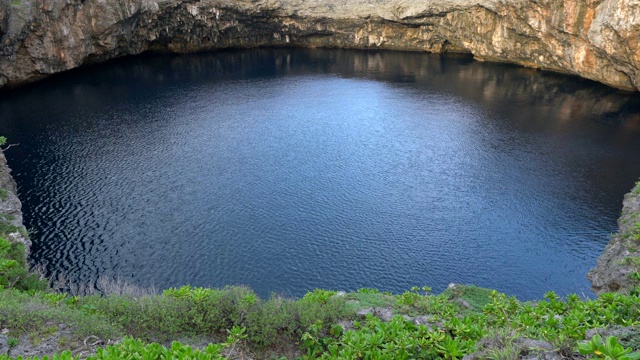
[588, 183, 640, 295]
[0, 0, 639, 90]
[0, 151, 31, 253]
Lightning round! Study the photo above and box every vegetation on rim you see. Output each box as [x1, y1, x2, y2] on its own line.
[0, 137, 640, 359]
[0, 283, 640, 359]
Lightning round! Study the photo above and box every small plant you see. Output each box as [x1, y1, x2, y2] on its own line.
[7, 336, 19, 348]
[226, 325, 247, 342]
[43, 292, 68, 306]
[241, 293, 258, 306]
[480, 328, 521, 360]
[224, 326, 247, 355]
[303, 289, 337, 305]
[578, 334, 640, 360]
[190, 287, 211, 303]
[65, 295, 80, 306]
[301, 320, 328, 358]
[357, 288, 380, 294]
[436, 334, 475, 359]
[397, 290, 421, 306]
[163, 285, 192, 299]
[415, 285, 433, 294]
[486, 344, 521, 360]
[396, 286, 436, 308]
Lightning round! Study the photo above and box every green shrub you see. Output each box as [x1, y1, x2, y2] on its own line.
[578, 334, 640, 360]
[300, 290, 640, 359]
[304, 315, 447, 359]
[0, 237, 46, 291]
[302, 289, 338, 305]
[72, 285, 349, 350]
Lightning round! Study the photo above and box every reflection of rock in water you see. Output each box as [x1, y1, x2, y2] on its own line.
[12, 48, 640, 128]
[2, 0, 640, 91]
[170, 50, 640, 127]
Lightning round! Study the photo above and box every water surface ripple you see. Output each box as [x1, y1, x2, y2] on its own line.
[2, 49, 640, 300]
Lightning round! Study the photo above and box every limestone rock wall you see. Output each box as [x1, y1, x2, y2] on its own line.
[588, 185, 640, 295]
[0, 0, 639, 90]
[0, 151, 31, 252]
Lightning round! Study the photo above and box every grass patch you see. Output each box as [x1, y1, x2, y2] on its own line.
[618, 327, 640, 352]
[0, 289, 122, 342]
[472, 327, 523, 360]
[344, 288, 396, 312]
[441, 284, 495, 313]
[623, 256, 640, 267]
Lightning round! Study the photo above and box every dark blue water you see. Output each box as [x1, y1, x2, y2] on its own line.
[2, 49, 640, 300]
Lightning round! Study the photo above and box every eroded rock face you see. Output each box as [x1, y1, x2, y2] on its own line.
[0, 0, 639, 90]
[0, 151, 31, 252]
[588, 185, 640, 295]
